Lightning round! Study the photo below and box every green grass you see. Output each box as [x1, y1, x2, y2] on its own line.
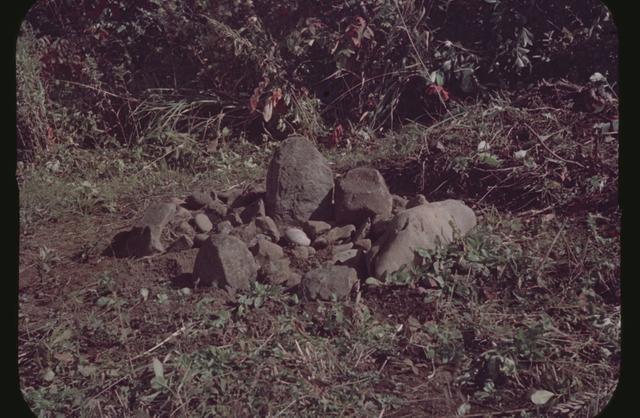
[18, 96, 619, 417]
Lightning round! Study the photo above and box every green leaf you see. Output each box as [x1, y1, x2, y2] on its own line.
[365, 277, 384, 287]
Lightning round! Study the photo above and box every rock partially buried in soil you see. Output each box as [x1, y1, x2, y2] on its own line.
[259, 257, 292, 285]
[285, 228, 311, 246]
[290, 245, 311, 260]
[368, 200, 477, 278]
[251, 239, 285, 264]
[216, 220, 234, 235]
[335, 167, 393, 225]
[193, 234, 258, 290]
[265, 135, 334, 223]
[301, 265, 358, 301]
[314, 224, 355, 248]
[184, 191, 215, 210]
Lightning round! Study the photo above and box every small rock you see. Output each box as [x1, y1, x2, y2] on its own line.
[184, 191, 215, 210]
[216, 220, 234, 235]
[194, 213, 213, 233]
[177, 221, 196, 237]
[285, 228, 311, 246]
[206, 199, 228, 220]
[231, 221, 258, 245]
[303, 220, 332, 240]
[406, 194, 428, 209]
[334, 167, 393, 225]
[180, 287, 192, 296]
[173, 206, 193, 224]
[241, 198, 266, 224]
[193, 234, 258, 290]
[223, 210, 244, 227]
[320, 224, 356, 245]
[251, 239, 285, 264]
[259, 257, 292, 285]
[392, 194, 409, 214]
[286, 272, 302, 288]
[218, 188, 242, 206]
[332, 242, 354, 254]
[108, 202, 176, 257]
[331, 249, 359, 265]
[193, 233, 210, 248]
[255, 216, 280, 242]
[168, 235, 194, 252]
[301, 265, 358, 301]
[290, 246, 310, 260]
[354, 239, 372, 252]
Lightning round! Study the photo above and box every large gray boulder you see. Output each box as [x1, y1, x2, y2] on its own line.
[367, 200, 477, 278]
[334, 167, 393, 225]
[301, 265, 358, 301]
[193, 234, 258, 290]
[265, 136, 334, 223]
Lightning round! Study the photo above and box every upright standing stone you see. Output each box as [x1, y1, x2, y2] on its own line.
[265, 136, 334, 223]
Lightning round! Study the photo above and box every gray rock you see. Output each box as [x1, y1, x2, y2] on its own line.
[368, 200, 477, 278]
[216, 220, 234, 235]
[332, 242, 354, 254]
[172, 206, 193, 225]
[265, 136, 334, 223]
[241, 198, 266, 224]
[331, 249, 359, 265]
[255, 216, 280, 242]
[168, 235, 194, 252]
[205, 199, 228, 221]
[354, 238, 372, 252]
[250, 239, 285, 265]
[290, 245, 310, 260]
[193, 233, 210, 248]
[218, 188, 242, 206]
[303, 220, 332, 240]
[285, 228, 311, 246]
[406, 194, 429, 209]
[286, 272, 302, 288]
[231, 184, 266, 209]
[177, 221, 196, 237]
[259, 257, 292, 285]
[193, 234, 258, 290]
[231, 221, 258, 245]
[315, 224, 356, 248]
[184, 191, 215, 210]
[194, 213, 214, 233]
[335, 167, 393, 225]
[392, 194, 409, 214]
[223, 209, 244, 227]
[301, 265, 358, 301]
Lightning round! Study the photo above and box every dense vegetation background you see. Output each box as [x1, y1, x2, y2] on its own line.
[17, 0, 617, 162]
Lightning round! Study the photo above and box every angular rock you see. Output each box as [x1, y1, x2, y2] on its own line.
[216, 220, 234, 235]
[250, 239, 284, 265]
[184, 191, 215, 210]
[354, 238, 372, 252]
[290, 245, 310, 260]
[177, 221, 196, 237]
[286, 272, 302, 288]
[218, 188, 242, 206]
[315, 224, 355, 248]
[301, 265, 358, 301]
[223, 209, 244, 227]
[332, 242, 354, 254]
[193, 234, 258, 290]
[285, 228, 311, 246]
[331, 249, 359, 265]
[368, 200, 477, 278]
[406, 194, 428, 209]
[259, 257, 292, 285]
[231, 221, 258, 245]
[172, 206, 193, 225]
[392, 194, 409, 214]
[194, 213, 214, 233]
[303, 220, 332, 240]
[168, 235, 194, 252]
[255, 216, 280, 242]
[334, 167, 393, 225]
[265, 136, 334, 223]
[241, 199, 266, 224]
[205, 199, 228, 221]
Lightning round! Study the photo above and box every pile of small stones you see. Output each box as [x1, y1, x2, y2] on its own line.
[107, 135, 477, 301]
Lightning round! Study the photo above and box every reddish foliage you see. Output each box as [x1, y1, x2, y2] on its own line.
[425, 84, 450, 102]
